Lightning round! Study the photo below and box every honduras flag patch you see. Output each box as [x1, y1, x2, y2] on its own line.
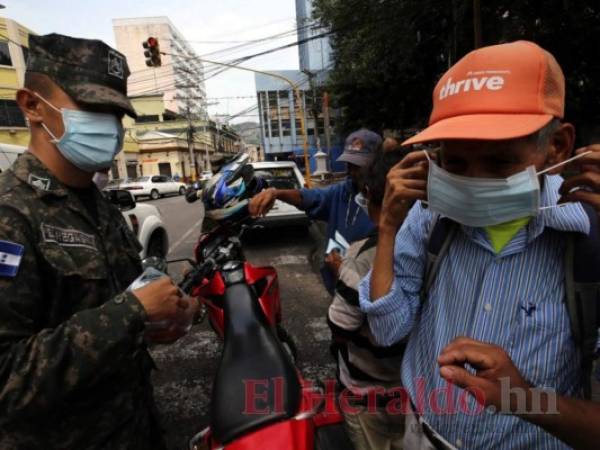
[0, 240, 24, 277]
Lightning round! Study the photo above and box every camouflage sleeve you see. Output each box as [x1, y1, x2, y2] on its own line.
[0, 206, 148, 420]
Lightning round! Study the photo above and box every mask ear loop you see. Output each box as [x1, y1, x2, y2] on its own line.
[537, 150, 593, 210]
[537, 150, 592, 176]
[34, 92, 63, 142]
[421, 150, 431, 207]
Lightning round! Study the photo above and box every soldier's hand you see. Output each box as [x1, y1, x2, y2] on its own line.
[133, 276, 187, 322]
[144, 297, 199, 345]
[249, 188, 277, 217]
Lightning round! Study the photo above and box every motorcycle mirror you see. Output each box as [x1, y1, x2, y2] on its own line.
[142, 256, 168, 274]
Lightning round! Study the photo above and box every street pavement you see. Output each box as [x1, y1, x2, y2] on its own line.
[138, 195, 336, 450]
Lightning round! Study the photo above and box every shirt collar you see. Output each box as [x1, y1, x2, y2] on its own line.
[11, 151, 70, 198]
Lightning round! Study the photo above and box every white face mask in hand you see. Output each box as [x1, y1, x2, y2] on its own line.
[92, 172, 110, 190]
[424, 150, 592, 227]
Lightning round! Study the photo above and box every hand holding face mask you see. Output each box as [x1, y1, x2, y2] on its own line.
[558, 145, 600, 216]
[379, 150, 430, 232]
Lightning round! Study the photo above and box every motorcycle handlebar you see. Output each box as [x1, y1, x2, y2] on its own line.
[179, 259, 215, 295]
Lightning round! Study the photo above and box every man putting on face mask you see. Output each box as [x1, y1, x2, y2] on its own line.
[360, 41, 598, 449]
[0, 34, 196, 449]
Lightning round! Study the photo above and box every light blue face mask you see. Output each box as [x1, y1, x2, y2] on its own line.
[37, 93, 124, 173]
[424, 150, 591, 227]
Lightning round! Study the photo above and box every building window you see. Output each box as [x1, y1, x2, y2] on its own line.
[135, 114, 159, 123]
[268, 91, 277, 109]
[0, 41, 11, 66]
[281, 119, 291, 137]
[0, 100, 26, 127]
[21, 47, 28, 65]
[270, 119, 280, 138]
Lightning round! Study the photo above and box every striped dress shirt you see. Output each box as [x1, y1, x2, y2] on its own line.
[359, 175, 590, 450]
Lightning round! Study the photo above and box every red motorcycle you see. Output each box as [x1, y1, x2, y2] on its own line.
[175, 221, 349, 450]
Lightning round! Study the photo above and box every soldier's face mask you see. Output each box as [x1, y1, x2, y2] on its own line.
[35, 93, 124, 173]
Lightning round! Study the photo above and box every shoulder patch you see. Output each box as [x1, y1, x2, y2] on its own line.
[41, 223, 97, 250]
[28, 174, 51, 191]
[0, 240, 24, 277]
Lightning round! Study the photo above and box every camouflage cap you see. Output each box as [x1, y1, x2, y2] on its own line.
[27, 33, 137, 118]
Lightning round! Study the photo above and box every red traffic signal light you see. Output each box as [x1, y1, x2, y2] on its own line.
[141, 37, 161, 67]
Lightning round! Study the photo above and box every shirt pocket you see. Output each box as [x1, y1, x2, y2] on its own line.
[509, 300, 579, 389]
[39, 241, 108, 280]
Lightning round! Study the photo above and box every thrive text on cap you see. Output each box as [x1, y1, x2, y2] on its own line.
[403, 41, 564, 146]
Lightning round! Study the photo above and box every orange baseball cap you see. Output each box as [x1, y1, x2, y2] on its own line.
[402, 41, 565, 146]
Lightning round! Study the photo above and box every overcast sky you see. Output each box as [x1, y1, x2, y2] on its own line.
[2, 0, 302, 122]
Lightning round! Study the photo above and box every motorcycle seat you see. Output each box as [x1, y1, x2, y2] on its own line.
[210, 282, 302, 444]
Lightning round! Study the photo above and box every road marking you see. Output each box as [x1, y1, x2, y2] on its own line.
[268, 255, 309, 266]
[168, 218, 203, 255]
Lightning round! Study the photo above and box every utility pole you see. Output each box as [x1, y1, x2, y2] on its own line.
[322, 91, 332, 158]
[205, 125, 210, 172]
[186, 102, 196, 182]
[303, 70, 322, 153]
[473, 0, 482, 49]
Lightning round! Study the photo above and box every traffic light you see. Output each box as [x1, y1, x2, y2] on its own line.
[142, 37, 161, 67]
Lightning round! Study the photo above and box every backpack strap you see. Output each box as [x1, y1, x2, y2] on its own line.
[421, 215, 459, 303]
[565, 203, 600, 399]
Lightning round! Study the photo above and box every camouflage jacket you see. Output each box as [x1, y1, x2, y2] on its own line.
[0, 152, 166, 450]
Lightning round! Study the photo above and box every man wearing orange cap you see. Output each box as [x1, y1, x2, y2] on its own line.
[358, 41, 600, 449]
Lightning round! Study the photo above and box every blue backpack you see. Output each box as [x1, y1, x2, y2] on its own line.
[421, 204, 600, 398]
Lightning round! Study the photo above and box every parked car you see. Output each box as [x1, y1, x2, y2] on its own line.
[103, 189, 169, 259]
[250, 161, 309, 228]
[121, 175, 187, 200]
[106, 178, 126, 190]
[0, 143, 27, 172]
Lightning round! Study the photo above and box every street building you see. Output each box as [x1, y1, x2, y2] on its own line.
[254, 0, 343, 172]
[114, 93, 239, 181]
[113, 16, 207, 118]
[295, 0, 333, 72]
[0, 18, 33, 147]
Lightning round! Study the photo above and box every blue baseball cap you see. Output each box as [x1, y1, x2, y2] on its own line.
[337, 129, 382, 167]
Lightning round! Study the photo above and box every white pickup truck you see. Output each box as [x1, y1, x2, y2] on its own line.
[103, 189, 169, 259]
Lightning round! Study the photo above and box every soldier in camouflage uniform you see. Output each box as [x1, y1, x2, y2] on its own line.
[0, 34, 194, 449]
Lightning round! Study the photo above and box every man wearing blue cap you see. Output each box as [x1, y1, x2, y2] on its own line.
[249, 128, 381, 294]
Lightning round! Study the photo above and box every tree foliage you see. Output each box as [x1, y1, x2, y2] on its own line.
[314, 0, 600, 142]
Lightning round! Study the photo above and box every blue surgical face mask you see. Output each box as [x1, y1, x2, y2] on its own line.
[424, 150, 590, 227]
[36, 93, 124, 173]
